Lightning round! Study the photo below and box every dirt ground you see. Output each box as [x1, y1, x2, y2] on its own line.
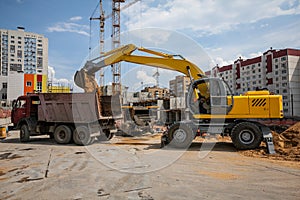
[0, 131, 299, 200]
[239, 122, 300, 163]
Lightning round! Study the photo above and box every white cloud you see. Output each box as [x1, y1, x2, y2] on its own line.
[124, 0, 300, 36]
[48, 66, 74, 87]
[47, 21, 89, 36]
[136, 70, 156, 85]
[69, 16, 82, 21]
[212, 57, 234, 67]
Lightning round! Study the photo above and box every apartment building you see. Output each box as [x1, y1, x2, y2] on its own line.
[0, 27, 48, 105]
[206, 48, 300, 117]
[169, 75, 191, 98]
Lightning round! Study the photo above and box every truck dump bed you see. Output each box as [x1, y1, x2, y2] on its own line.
[34, 92, 122, 123]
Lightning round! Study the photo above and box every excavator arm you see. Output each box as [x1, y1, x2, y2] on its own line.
[74, 44, 206, 96]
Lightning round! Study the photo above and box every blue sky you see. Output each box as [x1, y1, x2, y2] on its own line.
[1, 0, 300, 91]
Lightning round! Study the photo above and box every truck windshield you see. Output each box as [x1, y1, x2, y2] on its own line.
[16, 100, 27, 108]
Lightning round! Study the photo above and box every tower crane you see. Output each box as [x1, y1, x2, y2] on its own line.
[90, 0, 141, 91]
[152, 68, 160, 87]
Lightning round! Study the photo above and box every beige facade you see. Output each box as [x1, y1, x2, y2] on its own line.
[169, 75, 191, 97]
[0, 27, 48, 104]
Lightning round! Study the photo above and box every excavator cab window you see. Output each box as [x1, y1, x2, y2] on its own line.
[187, 78, 233, 115]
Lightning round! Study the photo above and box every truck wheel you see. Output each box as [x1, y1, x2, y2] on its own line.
[20, 124, 30, 142]
[231, 122, 262, 150]
[73, 126, 91, 146]
[54, 125, 72, 144]
[168, 123, 194, 148]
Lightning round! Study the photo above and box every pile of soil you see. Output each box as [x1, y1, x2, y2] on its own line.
[0, 108, 10, 118]
[240, 122, 300, 162]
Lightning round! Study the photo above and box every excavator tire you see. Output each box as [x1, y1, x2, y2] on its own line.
[231, 122, 263, 150]
[168, 123, 194, 148]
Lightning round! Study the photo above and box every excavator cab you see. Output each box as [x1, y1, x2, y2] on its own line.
[187, 77, 233, 116]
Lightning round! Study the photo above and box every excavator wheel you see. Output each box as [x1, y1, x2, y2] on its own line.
[231, 122, 263, 150]
[167, 123, 195, 148]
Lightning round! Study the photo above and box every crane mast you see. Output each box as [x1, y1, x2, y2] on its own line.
[111, 0, 125, 95]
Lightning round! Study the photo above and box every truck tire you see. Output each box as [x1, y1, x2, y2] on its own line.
[73, 126, 91, 146]
[54, 125, 72, 144]
[231, 122, 262, 150]
[20, 124, 30, 142]
[168, 123, 194, 148]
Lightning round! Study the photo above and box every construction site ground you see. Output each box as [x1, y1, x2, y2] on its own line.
[0, 128, 299, 200]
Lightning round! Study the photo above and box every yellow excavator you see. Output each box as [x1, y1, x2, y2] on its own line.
[74, 44, 283, 153]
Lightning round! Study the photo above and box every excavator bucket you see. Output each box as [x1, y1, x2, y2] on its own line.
[74, 69, 98, 92]
[74, 69, 86, 89]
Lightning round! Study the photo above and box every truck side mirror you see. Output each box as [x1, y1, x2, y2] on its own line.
[12, 100, 17, 108]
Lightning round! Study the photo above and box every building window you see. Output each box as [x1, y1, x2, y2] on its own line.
[275, 64, 278, 69]
[283, 89, 287, 93]
[17, 50, 22, 58]
[2, 93, 7, 100]
[37, 48, 43, 56]
[2, 83, 7, 89]
[11, 36, 15, 39]
[281, 57, 286, 61]
[10, 45, 15, 53]
[275, 58, 278, 62]
[26, 81, 32, 87]
[37, 82, 42, 92]
[282, 76, 287, 81]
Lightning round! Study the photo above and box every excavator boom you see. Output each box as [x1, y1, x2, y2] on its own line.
[74, 44, 205, 92]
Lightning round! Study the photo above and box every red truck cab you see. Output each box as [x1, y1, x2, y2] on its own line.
[11, 95, 39, 127]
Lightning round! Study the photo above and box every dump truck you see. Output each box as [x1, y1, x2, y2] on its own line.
[10, 92, 122, 145]
[74, 44, 282, 153]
